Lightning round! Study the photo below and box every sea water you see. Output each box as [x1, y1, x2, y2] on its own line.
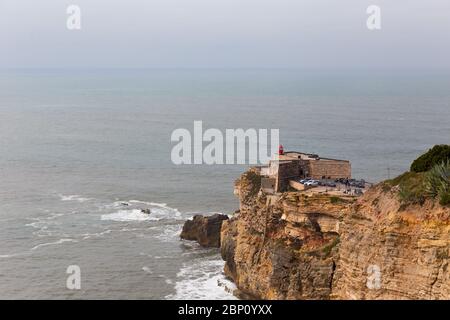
[0, 69, 449, 298]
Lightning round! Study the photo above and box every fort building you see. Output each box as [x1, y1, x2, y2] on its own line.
[260, 151, 351, 193]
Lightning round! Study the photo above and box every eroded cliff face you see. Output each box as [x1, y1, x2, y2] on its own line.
[221, 169, 449, 300]
[333, 185, 449, 299]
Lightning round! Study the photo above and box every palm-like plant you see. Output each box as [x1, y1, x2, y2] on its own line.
[424, 160, 450, 202]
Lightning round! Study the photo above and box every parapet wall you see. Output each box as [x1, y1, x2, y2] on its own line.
[307, 160, 351, 179]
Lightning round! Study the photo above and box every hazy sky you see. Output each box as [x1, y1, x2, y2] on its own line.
[2, 0, 449, 69]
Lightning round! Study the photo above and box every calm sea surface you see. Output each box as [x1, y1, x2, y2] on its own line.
[0, 69, 449, 299]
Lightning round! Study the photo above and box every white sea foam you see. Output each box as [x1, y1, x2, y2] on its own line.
[30, 238, 78, 251]
[25, 213, 65, 228]
[25, 215, 61, 237]
[81, 229, 113, 239]
[166, 258, 237, 300]
[59, 194, 92, 202]
[129, 200, 167, 207]
[139, 253, 170, 260]
[101, 209, 161, 222]
[101, 201, 183, 222]
[0, 253, 24, 259]
[25, 221, 46, 229]
[118, 227, 147, 232]
[153, 224, 182, 243]
[3, 238, 80, 259]
[142, 266, 153, 274]
[110, 201, 133, 209]
[129, 200, 183, 218]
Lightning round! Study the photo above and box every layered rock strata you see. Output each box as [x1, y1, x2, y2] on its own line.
[221, 169, 449, 300]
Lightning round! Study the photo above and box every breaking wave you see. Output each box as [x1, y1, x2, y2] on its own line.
[101, 209, 161, 222]
[166, 258, 237, 300]
[101, 201, 183, 222]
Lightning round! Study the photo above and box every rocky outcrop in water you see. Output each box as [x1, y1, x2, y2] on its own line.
[181, 214, 229, 247]
[220, 169, 449, 300]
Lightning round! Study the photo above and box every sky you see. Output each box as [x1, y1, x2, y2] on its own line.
[1, 0, 450, 69]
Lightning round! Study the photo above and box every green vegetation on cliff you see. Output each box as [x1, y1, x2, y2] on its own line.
[385, 171, 427, 205]
[410, 145, 450, 173]
[385, 145, 450, 207]
[330, 196, 346, 204]
[424, 160, 450, 206]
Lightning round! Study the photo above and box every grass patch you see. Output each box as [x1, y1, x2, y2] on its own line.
[330, 196, 345, 204]
[381, 183, 392, 193]
[386, 163, 450, 207]
[385, 147, 450, 208]
[386, 171, 427, 206]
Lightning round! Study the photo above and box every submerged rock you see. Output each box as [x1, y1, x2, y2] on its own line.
[181, 214, 229, 248]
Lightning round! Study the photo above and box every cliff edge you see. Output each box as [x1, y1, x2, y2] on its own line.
[221, 169, 449, 300]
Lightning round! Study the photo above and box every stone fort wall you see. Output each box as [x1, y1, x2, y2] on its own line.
[307, 160, 351, 179]
[276, 161, 299, 192]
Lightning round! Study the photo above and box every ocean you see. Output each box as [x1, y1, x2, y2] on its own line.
[0, 69, 449, 299]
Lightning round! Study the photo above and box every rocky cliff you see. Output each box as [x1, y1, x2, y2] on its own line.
[221, 169, 449, 300]
[181, 214, 229, 247]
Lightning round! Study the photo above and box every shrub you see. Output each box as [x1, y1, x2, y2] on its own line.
[411, 145, 450, 173]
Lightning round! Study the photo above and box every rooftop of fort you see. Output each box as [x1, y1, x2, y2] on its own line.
[249, 148, 369, 198]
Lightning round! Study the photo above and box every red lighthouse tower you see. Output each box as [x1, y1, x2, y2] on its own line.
[278, 144, 284, 155]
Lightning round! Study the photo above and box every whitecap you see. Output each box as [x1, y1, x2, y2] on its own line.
[0, 253, 23, 259]
[81, 229, 113, 239]
[153, 224, 182, 243]
[139, 253, 169, 260]
[59, 194, 92, 202]
[118, 227, 147, 232]
[166, 259, 237, 300]
[101, 209, 161, 222]
[30, 238, 78, 251]
[142, 266, 153, 274]
[128, 200, 183, 218]
[129, 200, 168, 207]
[101, 201, 183, 222]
